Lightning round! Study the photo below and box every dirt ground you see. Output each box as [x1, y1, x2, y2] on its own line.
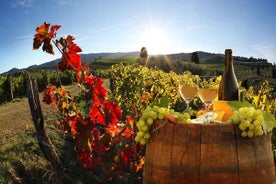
[0, 84, 81, 145]
[0, 98, 55, 144]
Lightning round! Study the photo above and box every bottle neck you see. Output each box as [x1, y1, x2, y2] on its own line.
[225, 53, 233, 71]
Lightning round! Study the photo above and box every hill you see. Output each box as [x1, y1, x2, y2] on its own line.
[1, 50, 271, 75]
[1, 51, 140, 75]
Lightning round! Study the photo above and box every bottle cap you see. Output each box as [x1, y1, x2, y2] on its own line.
[225, 49, 232, 55]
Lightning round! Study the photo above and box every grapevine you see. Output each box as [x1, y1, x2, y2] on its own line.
[33, 22, 144, 182]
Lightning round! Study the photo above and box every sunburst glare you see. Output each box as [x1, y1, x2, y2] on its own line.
[139, 25, 173, 55]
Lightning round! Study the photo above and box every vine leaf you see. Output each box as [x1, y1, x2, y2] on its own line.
[33, 22, 61, 54]
[57, 36, 83, 71]
[263, 111, 276, 133]
[152, 95, 169, 108]
[227, 101, 252, 112]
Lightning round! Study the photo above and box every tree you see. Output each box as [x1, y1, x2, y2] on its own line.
[257, 65, 261, 76]
[272, 67, 276, 79]
[140, 47, 148, 58]
[191, 52, 199, 64]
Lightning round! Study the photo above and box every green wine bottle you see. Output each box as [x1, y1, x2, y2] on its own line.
[218, 49, 240, 101]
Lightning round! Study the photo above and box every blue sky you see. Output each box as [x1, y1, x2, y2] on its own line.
[0, 0, 276, 74]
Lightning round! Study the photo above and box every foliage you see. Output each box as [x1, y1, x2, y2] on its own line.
[33, 22, 144, 183]
[191, 52, 199, 64]
[87, 57, 138, 77]
[109, 64, 203, 120]
[241, 80, 276, 115]
[177, 62, 204, 75]
[0, 70, 75, 105]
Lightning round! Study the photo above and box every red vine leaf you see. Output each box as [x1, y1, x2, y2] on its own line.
[78, 150, 102, 170]
[42, 84, 57, 108]
[57, 35, 83, 71]
[33, 22, 61, 54]
[120, 148, 136, 165]
[57, 35, 88, 82]
[85, 74, 107, 104]
[91, 128, 109, 154]
[89, 105, 105, 125]
[103, 101, 122, 125]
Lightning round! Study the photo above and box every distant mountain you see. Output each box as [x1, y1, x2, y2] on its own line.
[1, 50, 269, 75]
[3, 67, 22, 74]
[1, 51, 140, 75]
[165, 51, 224, 64]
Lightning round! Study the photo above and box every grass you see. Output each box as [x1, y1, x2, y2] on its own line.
[0, 83, 103, 184]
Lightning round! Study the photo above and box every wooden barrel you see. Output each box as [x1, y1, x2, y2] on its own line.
[143, 121, 275, 184]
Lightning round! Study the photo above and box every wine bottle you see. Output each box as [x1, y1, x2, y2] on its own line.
[218, 49, 240, 101]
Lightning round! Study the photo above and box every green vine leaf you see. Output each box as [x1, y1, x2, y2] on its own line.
[263, 111, 276, 133]
[152, 95, 169, 108]
[227, 101, 253, 112]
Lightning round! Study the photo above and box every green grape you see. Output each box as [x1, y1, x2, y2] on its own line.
[169, 109, 175, 114]
[245, 117, 252, 123]
[141, 125, 149, 132]
[158, 107, 166, 114]
[135, 135, 141, 142]
[144, 132, 151, 140]
[239, 107, 247, 114]
[136, 105, 193, 145]
[254, 125, 262, 132]
[186, 119, 192, 123]
[229, 106, 266, 138]
[232, 116, 240, 124]
[153, 105, 159, 112]
[253, 120, 260, 126]
[241, 131, 247, 137]
[149, 110, 158, 120]
[137, 119, 145, 129]
[146, 118, 154, 126]
[256, 115, 264, 123]
[245, 108, 254, 118]
[183, 112, 190, 119]
[178, 114, 185, 123]
[137, 131, 144, 138]
[248, 124, 254, 131]
[254, 109, 263, 117]
[139, 138, 147, 145]
[239, 123, 247, 131]
[157, 114, 164, 120]
[256, 129, 264, 136]
[243, 120, 251, 127]
[247, 130, 254, 138]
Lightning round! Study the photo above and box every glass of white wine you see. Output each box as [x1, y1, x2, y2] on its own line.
[179, 75, 198, 110]
[197, 76, 218, 111]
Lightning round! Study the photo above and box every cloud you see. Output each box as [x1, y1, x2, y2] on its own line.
[57, 0, 71, 6]
[252, 42, 276, 62]
[11, 0, 34, 8]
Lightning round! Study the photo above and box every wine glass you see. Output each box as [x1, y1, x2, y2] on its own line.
[179, 85, 198, 110]
[179, 75, 198, 110]
[197, 76, 218, 111]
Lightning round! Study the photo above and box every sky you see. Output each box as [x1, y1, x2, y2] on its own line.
[0, 0, 276, 74]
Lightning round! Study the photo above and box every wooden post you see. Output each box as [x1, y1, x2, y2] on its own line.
[56, 70, 62, 87]
[26, 78, 69, 182]
[9, 75, 14, 101]
[109, 78, 114, 93]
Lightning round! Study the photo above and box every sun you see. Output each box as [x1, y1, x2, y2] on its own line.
[139, 26, 173, 55]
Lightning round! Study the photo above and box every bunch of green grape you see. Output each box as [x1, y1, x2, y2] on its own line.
[135, 106, 191, 145]
[227, 107, 265, 138]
